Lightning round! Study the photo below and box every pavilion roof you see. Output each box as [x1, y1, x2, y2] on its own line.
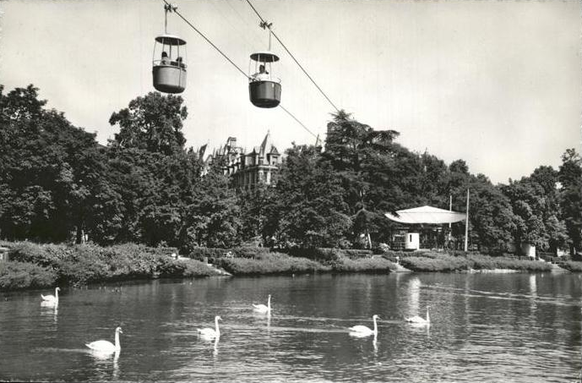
[385, 205, 466, 224]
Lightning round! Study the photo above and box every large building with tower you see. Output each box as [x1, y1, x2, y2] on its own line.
[200, 131, 281, 189]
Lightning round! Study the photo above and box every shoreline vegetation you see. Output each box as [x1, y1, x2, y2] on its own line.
[0, 241, 579, 291]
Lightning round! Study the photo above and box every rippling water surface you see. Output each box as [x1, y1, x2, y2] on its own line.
[1, 272, 581, 382]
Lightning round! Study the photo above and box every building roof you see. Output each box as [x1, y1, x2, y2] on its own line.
[385, 205, 466, 224]
[254, 130, 278, 155]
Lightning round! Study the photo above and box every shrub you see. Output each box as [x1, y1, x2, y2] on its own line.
[558, 261, 582, 272]
[179, 260, 222, 277]
[332, 255, 396, 273]
[400, 255, 471, 272]
[342, 249, 374, 259]
[9, 242, 71, 268]
[231, 247, 272, 259]
[286, 248, 344, 265]
[468, 254, 552, 272]
[399, 252, 553, 272]
[188, 247, 228, 261]
[156, 257, 220, 277]
[2, 242, 222, 289]
[0, 261, 57, 290]
[216, 252, 326, 275]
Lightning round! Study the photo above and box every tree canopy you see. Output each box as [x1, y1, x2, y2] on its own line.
[1, 84, 580, 256]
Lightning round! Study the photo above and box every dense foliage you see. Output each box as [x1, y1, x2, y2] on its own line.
[1, 84, 580, 256]
[3, 241, 219, 289]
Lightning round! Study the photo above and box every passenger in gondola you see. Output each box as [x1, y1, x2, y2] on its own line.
[253, 64, 270, 81]
[176, 56, 184, 68]
[161, 51, 170, 65]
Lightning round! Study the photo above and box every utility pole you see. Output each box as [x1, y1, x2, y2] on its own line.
[449, 194, 453, 232]
[464, 189, 470, 252]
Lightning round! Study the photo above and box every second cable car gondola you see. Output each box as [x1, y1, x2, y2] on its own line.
[152, 4, 187, 94]
[249, 51, 281, 108]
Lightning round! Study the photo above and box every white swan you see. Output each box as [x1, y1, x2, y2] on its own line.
[405, 306, 430, 325]
[86, 327, 122, 353]
[349, 314, 380, 337]
[197, 316, 221, 339]
[252, 294, 271, 313]
[41, 287, 60, 305]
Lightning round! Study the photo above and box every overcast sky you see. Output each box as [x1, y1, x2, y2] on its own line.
[1, 0, 580, 184]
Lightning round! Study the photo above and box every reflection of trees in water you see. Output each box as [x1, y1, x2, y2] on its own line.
[529, 274, 537, 318]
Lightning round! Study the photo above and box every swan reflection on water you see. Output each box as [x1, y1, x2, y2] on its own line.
[88, 348, 120, 380]
[40, 303, 58, 323]
[197, 330, 220, 357]
[89, 348, 119, 360]
[213, 336, 219, 357]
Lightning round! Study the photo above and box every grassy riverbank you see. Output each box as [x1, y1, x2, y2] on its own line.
[1, 241, 577, 291]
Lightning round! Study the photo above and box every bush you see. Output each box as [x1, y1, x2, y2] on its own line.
[9, 242, 71, 268]
[558, 261, 582, 272]
[399, 252, 553, 272]
[0, 261, 57, 290]
[342, 249, 374, 259]
[188, 247, 228, 261]
[216, 252, 327, 275]
[1, 242, 222, 289]
[332, 255, 396, 273]
[156, 257, 220, 277]
[468, 254, 552, 272]
[286, 248, 345, 265]
[231, 247, 272, 259]
[400, 255, 471, 272]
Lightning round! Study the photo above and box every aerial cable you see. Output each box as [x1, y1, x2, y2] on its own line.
[245, 0, 341, 114]
[162, 0, 249, 79]
[160, 0, 317, 139]
[280, 105, 317, 138]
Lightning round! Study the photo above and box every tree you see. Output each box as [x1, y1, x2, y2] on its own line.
[324, 110, 406, 245]
[105, 93, 203, 248]
[502, 166, 568, 254]
[466, 175, 517, 252]
[185, 162, 241, 249]
[109, 92, 187, 156]
[237, 182, 277, 246]
[0, 85, 109, 243]
[559, 149, 582, 255]
[272, 144, 351, 248]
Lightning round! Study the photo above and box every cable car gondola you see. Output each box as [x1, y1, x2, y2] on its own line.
[249, 51, 281, 108]
[249, 21, 281, 108]
[152, 5, 187, 94]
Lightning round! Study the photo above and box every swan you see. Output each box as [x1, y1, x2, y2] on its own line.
[197, 316, 221, 339]
[86, 327, 123, 353]
[349, 314, 380, 337]
[252, 294, 271, 313]
[41, 287, 60, 305]
[405, 306, 430, 325]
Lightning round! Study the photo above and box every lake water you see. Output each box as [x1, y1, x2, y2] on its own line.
[0, 272, 581, 382]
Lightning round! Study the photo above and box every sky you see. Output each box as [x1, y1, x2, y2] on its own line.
[1, 0, 581, 184]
